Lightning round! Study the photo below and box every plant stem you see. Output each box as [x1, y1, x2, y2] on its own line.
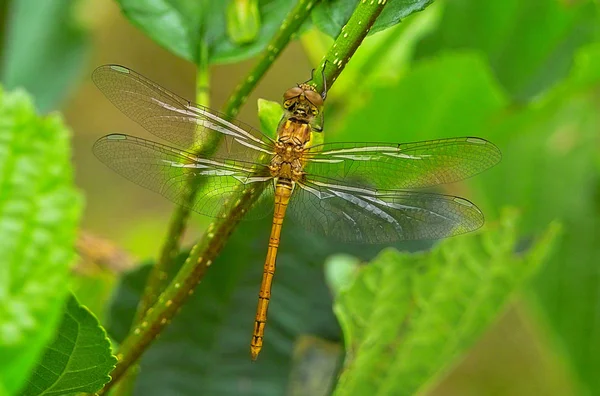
[132, 0, 321, 324]
[134, 42, 212, 334]
[99, 1, 322, 393]
[113, 44, 211, 396]
[111, 39, 214, 396]
[100, 0, 389, 392]
[100, 185, 265, 394]
[309, 0, 388, 94]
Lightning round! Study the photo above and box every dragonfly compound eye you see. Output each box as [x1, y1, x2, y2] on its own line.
[283, 86, 304, 101]
[304, 89, 324, 107]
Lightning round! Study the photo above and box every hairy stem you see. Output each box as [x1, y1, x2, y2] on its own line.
[101, 0, 390, 392]
[132, 0, 321, 324]
[100, 1, 322, 393]
[136, 43, 211, 331]
[101, 185, 265, 393]
[111, 38, 214, 396]
[310, 1, 388, 93]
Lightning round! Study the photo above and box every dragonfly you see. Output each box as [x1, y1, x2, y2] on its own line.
[92, 65, 501, 361]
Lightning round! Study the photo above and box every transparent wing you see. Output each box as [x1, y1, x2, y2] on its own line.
[303, 137, 501, 189]
[287, 180, 484, 243]
[93, 134, 274, 219]
[92, 65, 275, 163]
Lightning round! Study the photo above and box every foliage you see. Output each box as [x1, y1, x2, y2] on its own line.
[415, 0, 600, 100]
[313, 0, 433, 37]
[476, 43, 600, 393]
[0, 0, 89, 112]
[19, 294, 117, 396]
[0, 0, 599, 395]
[113, 0, 296, 64]
[333, 211, 559, 395]
[331, 28, 600, 392]
[0, 87, 82, 394]
[106, 220, 421, 395]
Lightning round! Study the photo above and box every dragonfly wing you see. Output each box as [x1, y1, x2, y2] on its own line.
[304, 137, 501, 189]
[288, 180, 484, 243]
[92, 65, 275, 163]
[93, 134, 274, 219]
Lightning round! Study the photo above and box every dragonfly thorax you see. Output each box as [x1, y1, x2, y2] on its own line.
[270, 120, 311, 181]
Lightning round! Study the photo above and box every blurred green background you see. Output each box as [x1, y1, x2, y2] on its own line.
[1, 0, 599, 395]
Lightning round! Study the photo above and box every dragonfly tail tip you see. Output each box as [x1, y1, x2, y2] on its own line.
[250, 346, 261, 361]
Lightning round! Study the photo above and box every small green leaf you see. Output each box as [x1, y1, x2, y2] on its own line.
[0, 87, 82, 394]
[115, 0, 295, 64]
[0, 0, 89, 112]
[19, 294, 117, 396]
[333, 210, 561, 395]
[312, 0, 434, 38]
[257, 98, 283, 138]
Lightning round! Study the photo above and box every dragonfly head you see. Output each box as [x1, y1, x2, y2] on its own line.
[283, 84, 323, 123]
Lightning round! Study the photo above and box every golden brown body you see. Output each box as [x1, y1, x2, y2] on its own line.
[250, 84, 324, 360]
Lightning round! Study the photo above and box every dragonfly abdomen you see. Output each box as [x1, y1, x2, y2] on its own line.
[250, 178, 293, 360]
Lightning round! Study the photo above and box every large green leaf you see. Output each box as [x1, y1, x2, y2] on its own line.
[326, 44, 600, 393]
[19, 294, 117, 396]
[107, 219, 429, 395]
[0, 0, 89, 112]
[0, 87, 82, 394]
[415, 0, 600, 100]
[312, 0, 434, 38]
[472, 43, 600, 394]
[333, 211, 560, 395]
[114, 0, 295, 64]
[331, 52, 508, 147]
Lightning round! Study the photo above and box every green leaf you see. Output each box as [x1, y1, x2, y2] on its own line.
[19, 294, 117, 396]
[414, 0, 600, 100]
[0, 87, 82, 394]
[0, 0, 89, 112]
[329, 43, 600, 394]
[332, 52, 508, 145]
[312, 0, 434, 38]
[107, 220, 428, 395]
[333, 210, 560, 395]
[115, 0, 295, 64]
[327, 44, 600, 393]
[472, 43, 600, 394]
[257, 98, 283, 139]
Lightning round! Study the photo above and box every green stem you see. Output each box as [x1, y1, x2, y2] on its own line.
[309, 1, 387, 94]
[99, 1, 322, 393]
[111, 40, 214, 396]
[100, 185, 265, 394]
[134, 42, 211, 334]
[102, 0, 388, 392]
